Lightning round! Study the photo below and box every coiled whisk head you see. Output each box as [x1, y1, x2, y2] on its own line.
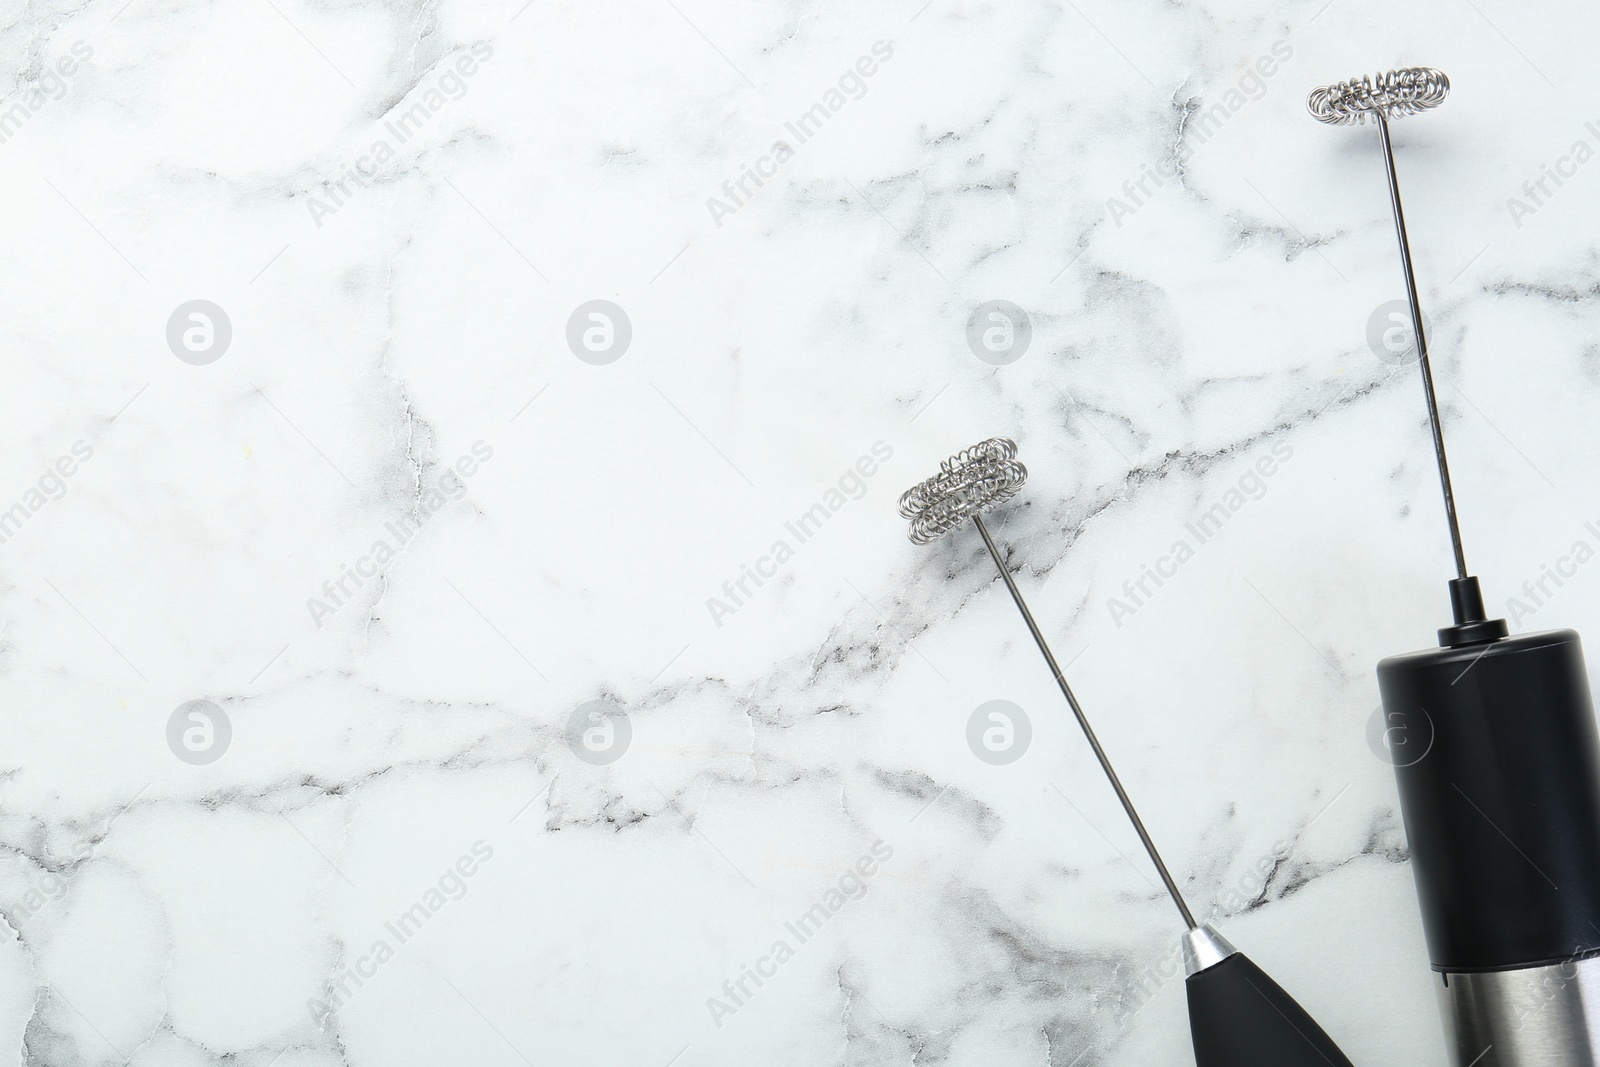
[899, 437, 1028, 545]
[1307, 67, 1449, 126]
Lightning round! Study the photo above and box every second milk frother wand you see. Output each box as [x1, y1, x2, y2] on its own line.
[1310, 67, 1600, 1067]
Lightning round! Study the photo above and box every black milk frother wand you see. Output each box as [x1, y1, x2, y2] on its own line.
[1311, 69, 1600, 1067]
[900, 437, 1357, 1067]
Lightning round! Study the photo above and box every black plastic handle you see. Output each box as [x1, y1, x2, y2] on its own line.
[1186, 952, 1356, 1066]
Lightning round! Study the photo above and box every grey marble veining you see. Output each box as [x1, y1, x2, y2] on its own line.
[0, 0, 1595, 1064]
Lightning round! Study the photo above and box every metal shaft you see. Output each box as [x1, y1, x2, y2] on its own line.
[972, 514, 1197, 929]
[1376, 112, 1469, 581]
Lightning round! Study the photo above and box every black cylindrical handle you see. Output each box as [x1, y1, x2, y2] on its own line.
[1378, 628, 1600, 970]
[1186, 953, 1356, 1066]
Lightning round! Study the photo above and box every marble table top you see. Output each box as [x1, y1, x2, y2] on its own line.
[1, 0, 1596, 1063]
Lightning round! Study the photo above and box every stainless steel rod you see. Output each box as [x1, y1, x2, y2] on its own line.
[1376, 112, 1469, 581]
[972, 514, 1197, 929]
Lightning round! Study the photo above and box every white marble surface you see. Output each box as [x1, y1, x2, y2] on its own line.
[0, 0, 1597, 1063]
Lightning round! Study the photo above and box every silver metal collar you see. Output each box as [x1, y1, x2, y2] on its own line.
[1182, 925, 1239, 977]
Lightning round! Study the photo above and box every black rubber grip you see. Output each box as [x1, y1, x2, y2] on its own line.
[1186, 953, 1356, 1066]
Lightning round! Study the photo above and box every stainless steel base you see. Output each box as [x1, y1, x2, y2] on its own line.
[1440, 955, 1600, 1066]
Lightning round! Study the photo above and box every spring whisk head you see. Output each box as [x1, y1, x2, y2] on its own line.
[899, 437, 1028, 545]
[1307, 67, 1449, 126]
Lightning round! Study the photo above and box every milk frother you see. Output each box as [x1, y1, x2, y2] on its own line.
[1310, 67, 1600, 1066]
[900, 437, 1357, 1066]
